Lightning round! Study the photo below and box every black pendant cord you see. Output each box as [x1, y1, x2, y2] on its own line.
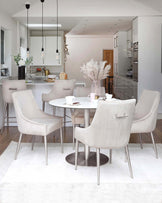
[27, 9, 29, 50]
[42, 1, 44, 52]
[26, 3, 30, 53]
[56, 0, 58, 53]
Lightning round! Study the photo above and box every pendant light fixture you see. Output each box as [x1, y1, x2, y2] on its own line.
[56, 0, 60, 63]
[41, 0, 45, 59]
[25, 3, 30, 58]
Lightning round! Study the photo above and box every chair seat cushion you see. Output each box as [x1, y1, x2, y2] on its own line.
[131, 117, 154, 134]
[20, 115, 63, 136]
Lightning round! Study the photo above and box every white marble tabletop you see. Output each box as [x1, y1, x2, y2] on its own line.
[49, 97, 98, 109]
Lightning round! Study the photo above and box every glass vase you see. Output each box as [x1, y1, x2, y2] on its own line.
[91, 80, 102, 96]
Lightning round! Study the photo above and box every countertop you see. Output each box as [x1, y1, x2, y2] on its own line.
[0, 78, 55, 85]
[0, 77, 86, 87]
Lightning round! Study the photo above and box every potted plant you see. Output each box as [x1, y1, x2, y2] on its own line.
[14, 54, 33, 80]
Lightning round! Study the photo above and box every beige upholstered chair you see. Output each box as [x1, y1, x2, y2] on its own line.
[42, 79, 76, 111]
[131, 89, 160, 158]
[72, 86, 105, 146]
[2, 80, 27, 126]
[75, 99, 136, 185]
[12, 90, 63, 165]
[72, 87, 93, 146]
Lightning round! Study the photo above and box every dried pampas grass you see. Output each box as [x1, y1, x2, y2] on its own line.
[80, 59, 111, 82]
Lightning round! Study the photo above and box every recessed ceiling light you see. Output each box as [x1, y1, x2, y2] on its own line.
[28, 24, 62, 28]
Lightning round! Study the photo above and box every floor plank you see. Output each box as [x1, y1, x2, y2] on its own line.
[0, 120, 162, 155]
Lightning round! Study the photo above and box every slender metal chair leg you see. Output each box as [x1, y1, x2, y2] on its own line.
[151, 132, 158, 159]
[42, 101, 45, 112]
[44, 136, 48, 165]
[60, 127, 63, 153]
[139, 133, 143, 149]
[124, 147, 128, 162]
[31, 135, 35, 151]
[125, 145, 133, 178]
[75, 140, 79, 170]
[2, 103, 7, 134]
[6, 103, 9, 127]
[96, 148, 100, 185]
[73, 124, 75, 149]
[15, 133, 23, 160]
[109, 149, 112, 164]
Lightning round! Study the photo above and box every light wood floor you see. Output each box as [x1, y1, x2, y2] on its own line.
[0, 120, 162, 155]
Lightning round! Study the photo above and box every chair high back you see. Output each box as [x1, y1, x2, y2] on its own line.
[74, 87, 91, 97]
[52, 79, 76, 99]
[12, 90, 42, 134]
[87, 99, 136, 148]
[74, 86, 105, 97]
[2, 80, 27, 104]
[134, 90, 160, 132]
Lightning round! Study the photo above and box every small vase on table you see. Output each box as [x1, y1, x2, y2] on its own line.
[91, 80, 102, 97]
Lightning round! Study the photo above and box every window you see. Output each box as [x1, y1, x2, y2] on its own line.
[1, 29, 5, 64]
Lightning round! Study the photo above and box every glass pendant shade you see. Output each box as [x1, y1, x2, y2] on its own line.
[56, 49, 60, 63]
[41, 48, 45, 58]
[27, 48, 30, 58]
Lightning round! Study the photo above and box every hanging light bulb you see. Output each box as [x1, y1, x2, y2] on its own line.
[41, 47, 45, 58]
[56, 0, 60, 63]
[27, 48, 30, 58]
[40, 0, 45, 60]
[56, 49, 60, 62]
[25, 3, 30, 58]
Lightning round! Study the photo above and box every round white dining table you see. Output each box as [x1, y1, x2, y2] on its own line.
[49, 97, 109, 166]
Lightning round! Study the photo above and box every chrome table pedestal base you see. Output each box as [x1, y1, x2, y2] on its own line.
[66, 152, 109, 166]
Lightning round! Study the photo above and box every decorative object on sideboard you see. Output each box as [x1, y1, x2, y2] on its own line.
[40, 0, 45, 60]
[59, 72, 67, 80]
[80, 59, 111, 96]
[25, 3, 30, 58]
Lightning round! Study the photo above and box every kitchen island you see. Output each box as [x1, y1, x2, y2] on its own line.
[0, 78, 84, 127]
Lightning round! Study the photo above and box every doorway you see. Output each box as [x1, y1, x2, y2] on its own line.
[103, 50, 113, 94]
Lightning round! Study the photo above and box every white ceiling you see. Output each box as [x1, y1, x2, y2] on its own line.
[0, 0, 162, 35]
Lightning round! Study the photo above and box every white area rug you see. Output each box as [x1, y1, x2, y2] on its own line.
[0, 142, 162, 203]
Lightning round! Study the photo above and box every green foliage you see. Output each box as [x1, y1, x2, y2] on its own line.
[14, 54, 21, 66]
[13, 54, 33, 67]
[25, 56, 33, 66]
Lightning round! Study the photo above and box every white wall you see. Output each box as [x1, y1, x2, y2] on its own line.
[138, 16, 162, 113]
[65, 35, 113, 87]
[0, 11, 17, 77]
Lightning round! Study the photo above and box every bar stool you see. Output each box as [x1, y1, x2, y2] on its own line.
[42, 79, 75, 124]
[2, 80, 27, 126]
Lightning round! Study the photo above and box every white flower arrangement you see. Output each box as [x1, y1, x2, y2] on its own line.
[14, 54, 33, 67]
[80, 59, 111, 82]
[18, 59, 25, 66]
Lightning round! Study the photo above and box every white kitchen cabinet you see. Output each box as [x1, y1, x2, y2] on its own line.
[44, 36, 62, 66]
[132, 18, 138, 43]
[30, 37, 43, 65]
[113, 31, 128, 76]
[30, 36, 62, 66]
